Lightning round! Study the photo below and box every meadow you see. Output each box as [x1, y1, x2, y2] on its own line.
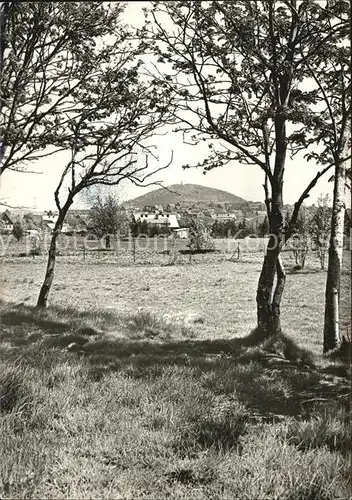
[0, 241, 351, 498]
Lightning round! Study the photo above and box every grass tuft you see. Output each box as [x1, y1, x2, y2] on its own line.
[170, 382, 249, 453]
[0, 364, 31, 414]
[284, 402, 351, 455]
[0, 260, 350, 499]
[125, 308, 196, 340]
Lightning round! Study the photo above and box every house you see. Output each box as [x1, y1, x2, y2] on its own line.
[248, 201, 266, 211]
[256, 210, 268, 223]
[143, 204, 163, 213]
[134, 212, 179, 230]
[172, 227, 189, 239]
[0, 211, 14, 232]
[41, 220, 72, 235]
[40, 212, 58, 233]
[211, 211, 237, 222]
[42, 221, 56, 234]
[42, 213, 58, 225]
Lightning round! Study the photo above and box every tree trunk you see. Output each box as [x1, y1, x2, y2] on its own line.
[0, 2, 11, 94]
[256, 241, 279, 335]
[256, 111, 286, 338]
[273, 254, 286, 333]
[256, 189, 287, 333]
[36, 202, 71, 308]
[323, 124, 350, 353]
[0, 1, 12, 167]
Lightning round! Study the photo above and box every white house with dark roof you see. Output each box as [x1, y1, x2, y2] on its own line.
[134, 211, 179, 230]
[41, 213, 58, 233]
[211, 211, 237, 222]
[172, 227, 189, 239]
[0, 210, 14, 232]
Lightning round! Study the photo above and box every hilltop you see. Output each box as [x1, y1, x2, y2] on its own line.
[124, 184, 247, 208]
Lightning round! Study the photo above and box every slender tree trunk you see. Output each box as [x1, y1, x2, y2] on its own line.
[133, 235, 136, 263]
[0, 1, 11, 91]
[273, 254, 286, 332]
[256, 113, 286, 338]
[0, 1, 12, 167]
[256, 242, 279, 335]
[256, 199, 286, 336]
[323, 124, 351, 352]
[256, 235, 286, 335]
[36, 201, 72, 307]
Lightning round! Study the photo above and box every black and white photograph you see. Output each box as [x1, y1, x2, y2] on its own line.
[0, 1, 351, 498]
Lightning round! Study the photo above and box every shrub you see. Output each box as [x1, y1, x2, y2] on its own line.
[309, 194, 331, 270]
[188, 218, 214, 253]
[12, 220, 24, 241]
[290, 207, 311, 269]
[30, 247, 41, 257]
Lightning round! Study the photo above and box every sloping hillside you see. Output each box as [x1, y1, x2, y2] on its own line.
[124, 184, 247, 207]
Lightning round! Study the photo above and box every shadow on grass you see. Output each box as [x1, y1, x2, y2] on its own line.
[286, 268, 322, 276]
[1, 309, 69, 337]
[287, 266, 351, 276]
[1, 300, 350, 420]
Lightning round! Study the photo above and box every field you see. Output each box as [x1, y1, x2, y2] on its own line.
[0, 242, 351, 498]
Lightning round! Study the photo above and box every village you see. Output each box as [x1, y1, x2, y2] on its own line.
[1, 2, 350, 498]
[0, 194, 273, 240]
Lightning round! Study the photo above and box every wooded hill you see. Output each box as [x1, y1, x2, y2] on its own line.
[124, 184, 248, 208]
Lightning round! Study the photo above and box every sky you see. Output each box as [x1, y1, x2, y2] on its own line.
[0, 133, 334, 211]
[0, 1, 340, 211]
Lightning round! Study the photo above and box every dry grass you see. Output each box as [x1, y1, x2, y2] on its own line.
[1, 248, 350, 352]
[0, 249, 350, 498]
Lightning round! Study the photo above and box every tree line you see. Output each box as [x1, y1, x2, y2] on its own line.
[8, 191, 349, 271]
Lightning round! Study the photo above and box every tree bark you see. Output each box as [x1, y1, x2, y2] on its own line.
[323, 124, 350, 352]
[36, 201, 72, 308]
[273, 254, 286, 334]
[0, 1, 12, 166]
[0, 1, 11, 89]
[256, 241, 279, 335]
[256, 196, 287, 336]
[256, 232, 286, 337]
[256, 112, 286, 338]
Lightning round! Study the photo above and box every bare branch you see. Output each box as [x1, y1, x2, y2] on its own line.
[285, 157, 351, 242]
